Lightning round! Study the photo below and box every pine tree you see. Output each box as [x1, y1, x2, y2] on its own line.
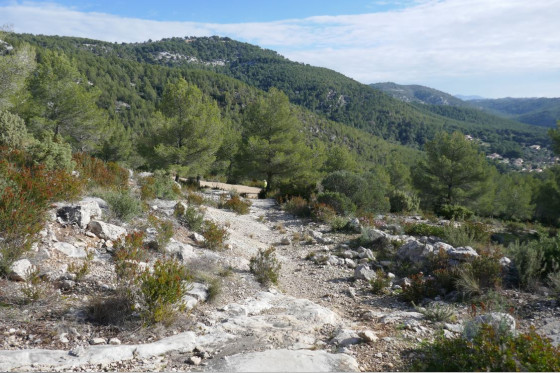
[237, 88, 315, 192]
[149, 78, 224, 176]
[413, 131, 490, 209]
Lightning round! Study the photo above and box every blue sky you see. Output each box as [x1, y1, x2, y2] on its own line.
[1, 0, 559, 98]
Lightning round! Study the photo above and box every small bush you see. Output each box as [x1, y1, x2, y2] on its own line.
[20, 267, 44, 303]
[139, 171, 180, 200]
[74, 153, 128, 189]
[68, 250, 94, 281]
[389, 190, 420, 213]
[309, 202, 337, 223]
[250, 247, 281, 285]
[548, 271, 560, 300]
[139, 259, 191, 325]
[177, 206, 205, 233]
[412, 325, 560, 372]
[402, 272, 439, 303]
[202, 220, 229, 251]
[147, 215, 174, 251]
[456, 255, 502, 298]
[443, 221, 490, 248]
[186, 192, 204, 206]
[283, 196, 311, 217]
[104, 189, 142, 222]
[113, 232, 148, 283]
[404, 223, 445, 238]
[330, 216, 350, 232]
[438, 204, 474, 220]
[370, 269, 392, 295]
[223, 194, 251, 214]
[88, 293, 134, 325]
[414, 302, 456, 322]
[508, 235, 560, 289]
[316, 191, 356, 215]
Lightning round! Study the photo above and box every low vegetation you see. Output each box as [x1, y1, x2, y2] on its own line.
[250, 247, 281, 285]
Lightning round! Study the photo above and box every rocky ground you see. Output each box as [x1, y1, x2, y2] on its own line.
[1, 177, 559, 372]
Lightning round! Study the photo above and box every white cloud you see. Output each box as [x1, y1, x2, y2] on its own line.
[1, 0, 559, 97]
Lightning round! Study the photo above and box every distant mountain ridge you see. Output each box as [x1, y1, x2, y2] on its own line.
[470, 97, 560, 128]
[370, 82, 468, 107]
[8, 34, 551, 149]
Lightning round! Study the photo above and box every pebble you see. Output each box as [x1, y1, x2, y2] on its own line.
[89, 337, 106, 345]
[109, 338, 121, 345]
[187, 356, 202, 365]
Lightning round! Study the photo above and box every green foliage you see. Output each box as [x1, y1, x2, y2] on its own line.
[412, 325, 560, 372]
[389, 190, 420, 213]
[67, 250, 94, 281]
[438, 204, 474, 220]
[414, 302, 456, 322]
[370, 270, 392, 295]
[139, 259, 190, 325]
[316, 191, 356, 215]
[283, 196, 311, 218]
[551, 121, 560, 155]
[492, 172, 535, 221]
[0, 40, 35, 111]
[404, 223, 445, 238]
[26, 50, 106, 151]
[27, 131, 74, 171]
[413, 131, 491, 209]
[113, 231, 148, 282]
[20, 268, 44, 304]
[146, 78, 224, 176]
[202, 220, 229, 251]
[177, 205, 205, 233]
[139, 171, 180, 200]
[534, 166, 560, 226]
[236, 88, 316, 192]
[322, 144, 359, 173]
[0, 110, 30, 148]
[147, 214, 174, 251]
[250, 247, 281, 285]
[103, 189, 142, 222]
[401, 272, 439, 303]
[223, 194, 251, 214]
[508, 235, 560, 288]
[442, 221, 490, 248]
[456, 255, 502, 298]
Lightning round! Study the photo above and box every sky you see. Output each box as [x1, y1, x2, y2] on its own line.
[1, 0, 559, 98]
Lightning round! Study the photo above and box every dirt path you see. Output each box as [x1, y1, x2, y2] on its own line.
[199, 181, 262, 198]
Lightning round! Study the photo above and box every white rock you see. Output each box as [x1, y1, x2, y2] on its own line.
[9, 259, 34, 281]
[191, 232, 206, 244]
[53, 242, 87, 258]
[186, 283, 209, 301]
[359, 330, 378, 343]
[330, 329, 361, 347]
[187, 356, 202, 365]
[56, 200, 102, 229]
[89, 338, 106, 345]
[281, 237, 291, 245]
[447, 246, 478, 261]
[88, 221, 126, 241]
[354, 264, 376, 281]
[109, 338, 121, 345]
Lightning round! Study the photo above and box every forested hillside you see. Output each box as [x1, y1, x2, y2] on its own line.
[9, 34, 549, 150]
[470, 97, 560, 128]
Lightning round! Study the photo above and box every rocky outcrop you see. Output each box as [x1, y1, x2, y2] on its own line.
[9, 259, 34, 281]
[88, 220, 127, 241]
[56, 200, 102, 229]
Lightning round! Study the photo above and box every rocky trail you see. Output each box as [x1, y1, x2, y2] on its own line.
[1, 181, 559, 372]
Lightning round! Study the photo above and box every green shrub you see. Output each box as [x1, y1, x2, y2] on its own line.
[113, 231, 148, 282]
[177, 206, 205, 233]
[404, 223, 445, 238]
[139, 259, 191, 325]
[370, 269, 392, 295]
[412, 325, 560, 372]
[147, 214, 174, 251]
[402, 272, 439, 303]
[28, 132, 74, 171]
[250, 247, 281, 285]
[316, 191, 356, 215]
[68, 250, 94, 281]
[283, 196, 311, 217]
[455, 255, 502, 298]
[414, 302, 456, 322]
[389, 190, 420, 213]
[186, 192, 204, 206]
[438, 204, 474, 220]
[202, 220, 229, 251]
[0, 111, 29, 149]
[20, 267, 44, 303]
[311, 202, 337, 223]
[104, 189, 142, 222]
[508, 235, 560, 288]
[223, 194, 251, 214]
[139, 171, 180, 200]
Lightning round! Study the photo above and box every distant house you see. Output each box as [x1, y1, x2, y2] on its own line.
[530, 145, 541, 150]
[513, 158, 524, 167]
[465, 135, 474, 141]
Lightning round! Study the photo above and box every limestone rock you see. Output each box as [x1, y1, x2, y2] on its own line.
[358, 330, 378, 343]
[191, 232, 206, 244]
[354, 264, 376, 281]
[89, 338, 106, 345]
[187, 356, 202, 365]
[280, 237, 291, 245]
[56, 200, 102, 229]
[397, 240, 434, 262]
[447, 246, 478, 261]
[52, 242, 87, 258]
[88, 221, 126, 241]
[9, 259, 34, 281]
[331, 329, 361, 347]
